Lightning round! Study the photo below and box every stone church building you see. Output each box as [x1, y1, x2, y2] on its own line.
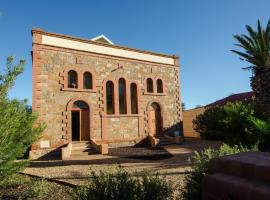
[30, 28, 182, 158]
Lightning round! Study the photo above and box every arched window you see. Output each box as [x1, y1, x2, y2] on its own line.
[146, 78, 153, 93]
[83, 72, 92, 89]
[130, 83, 138, 114]
[157, 79, 163, 93]
[118, 78, 127, 114]
[73, 101, 89, 109]
[68, 70, 78, 88]
[106, 81, 114, 114]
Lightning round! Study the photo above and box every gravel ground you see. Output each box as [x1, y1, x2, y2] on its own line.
[24, 139, 221, 187]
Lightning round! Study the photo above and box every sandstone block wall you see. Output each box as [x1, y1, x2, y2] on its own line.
[31, 29, 182, 158]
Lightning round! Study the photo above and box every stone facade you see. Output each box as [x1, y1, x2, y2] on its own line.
[31, 28, 182, 158]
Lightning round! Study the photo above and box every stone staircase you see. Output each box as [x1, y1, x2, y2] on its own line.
[69, 141, 98, 160]
[156, 135, 173, 147]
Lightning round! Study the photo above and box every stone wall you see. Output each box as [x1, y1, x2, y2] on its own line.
[107, 117, 139, 140]
[31, 29, 182, 158]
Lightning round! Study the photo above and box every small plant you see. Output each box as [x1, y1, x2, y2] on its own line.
[27, 178, 53, 198]
[140, 173, 172, 200]
[0, 173, 31, 189]
[74, 167, 172, 200]
[180, 144, 255, 200]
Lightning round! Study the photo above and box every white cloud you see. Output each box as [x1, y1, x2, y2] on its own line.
[0, 12, 3, 17]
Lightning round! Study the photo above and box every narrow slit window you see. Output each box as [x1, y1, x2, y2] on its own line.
[83, 72, 93, 89]
[146, 78, 153, 93]
[106, 81, 114, 114]
[68, 70, 78, 88]
[118, 78, 127, 114]
[130, 83, 138, 114]
[157, 79, 163, 93]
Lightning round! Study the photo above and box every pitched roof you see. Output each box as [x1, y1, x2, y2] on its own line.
[91, 34, 114, 45]
[207, 91, 254, 107]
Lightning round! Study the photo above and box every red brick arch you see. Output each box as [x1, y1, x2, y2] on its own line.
[65, 98, 94, 141]
[146, 100, 165, 135]
[154, 76, 166, 94]
[61, 67, 97, 92]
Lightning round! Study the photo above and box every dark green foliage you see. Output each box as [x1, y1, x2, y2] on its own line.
[193, 106, 226, 140]
[181, 144, 254, 200]
[193, 102, 270, 150]
[232, 19, 270, 118]
[221, 102, 270, 149]
[139, 173, 172, 200]
[182, 102, 186, 111]
[0, 56, 44, 184]
[74, 167, 172, 200]
[221, 102, 259, 148]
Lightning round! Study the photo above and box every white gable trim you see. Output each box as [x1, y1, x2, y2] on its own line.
[41, 35, 175, 65]
[91, 34, 114, 45]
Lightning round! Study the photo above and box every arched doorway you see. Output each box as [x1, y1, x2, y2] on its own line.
[71, 100, 90, 141]
[148, 102, 162, 136]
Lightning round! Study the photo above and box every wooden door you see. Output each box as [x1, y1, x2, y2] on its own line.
[149, 110, 156, 136]
[71, 111, 80, 141]
[80, 110, 90, 141]
[155, 109, 161, 135]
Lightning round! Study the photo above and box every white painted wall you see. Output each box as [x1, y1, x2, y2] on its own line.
[42, 35, 175, 65]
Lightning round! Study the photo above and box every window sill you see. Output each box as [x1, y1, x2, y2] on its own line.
[102, 114, 142, 118]
[143, 92, 166, 96]
[61, 88, 97, 93]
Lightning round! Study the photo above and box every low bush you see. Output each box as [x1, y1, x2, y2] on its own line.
[28, 178, 53, 198]
[0, 173, 31, 189]
[193, 106, 226, 140]
[193, 102, 270, 150]
[74, 167, 172, 200]
[180, 144, 255, 200]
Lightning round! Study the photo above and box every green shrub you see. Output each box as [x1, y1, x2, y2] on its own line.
[193, 102, 270, 150]
[193, 106, 226, 140]
[0, 173, 31, 189]
[139, 173, 172, 200]
[221, 102, 270, 149]
[74, 167, 172, 200]
[28, 178, 53, 198]
[0, 56, 44, 184]
[181, 144, 255, 200]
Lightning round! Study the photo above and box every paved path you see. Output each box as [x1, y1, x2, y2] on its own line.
[24, 139, 221, 185]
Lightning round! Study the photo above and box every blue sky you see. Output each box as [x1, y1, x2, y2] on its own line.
[0, 0, 269, 109]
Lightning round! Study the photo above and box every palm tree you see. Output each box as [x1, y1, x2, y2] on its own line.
[232, 19, 270, 118]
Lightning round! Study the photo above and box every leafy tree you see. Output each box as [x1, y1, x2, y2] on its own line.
[221, 102, 260, 148]
[193, 102, 270, 150]
[182, 102, 186, 111]
[0, 56, 44, 184]
[193, 106, 226, 140]
[232, 19, 270, 118]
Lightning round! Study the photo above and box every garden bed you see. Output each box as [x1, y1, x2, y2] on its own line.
[0, 174, 73, 200]
[108, 146, 173, 160]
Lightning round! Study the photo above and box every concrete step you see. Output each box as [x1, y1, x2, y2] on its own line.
[156, 136, 173, 146]
[71, 141, 98, 158]
[72, 148, 96, 154]
[72, 141, 91, 149]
